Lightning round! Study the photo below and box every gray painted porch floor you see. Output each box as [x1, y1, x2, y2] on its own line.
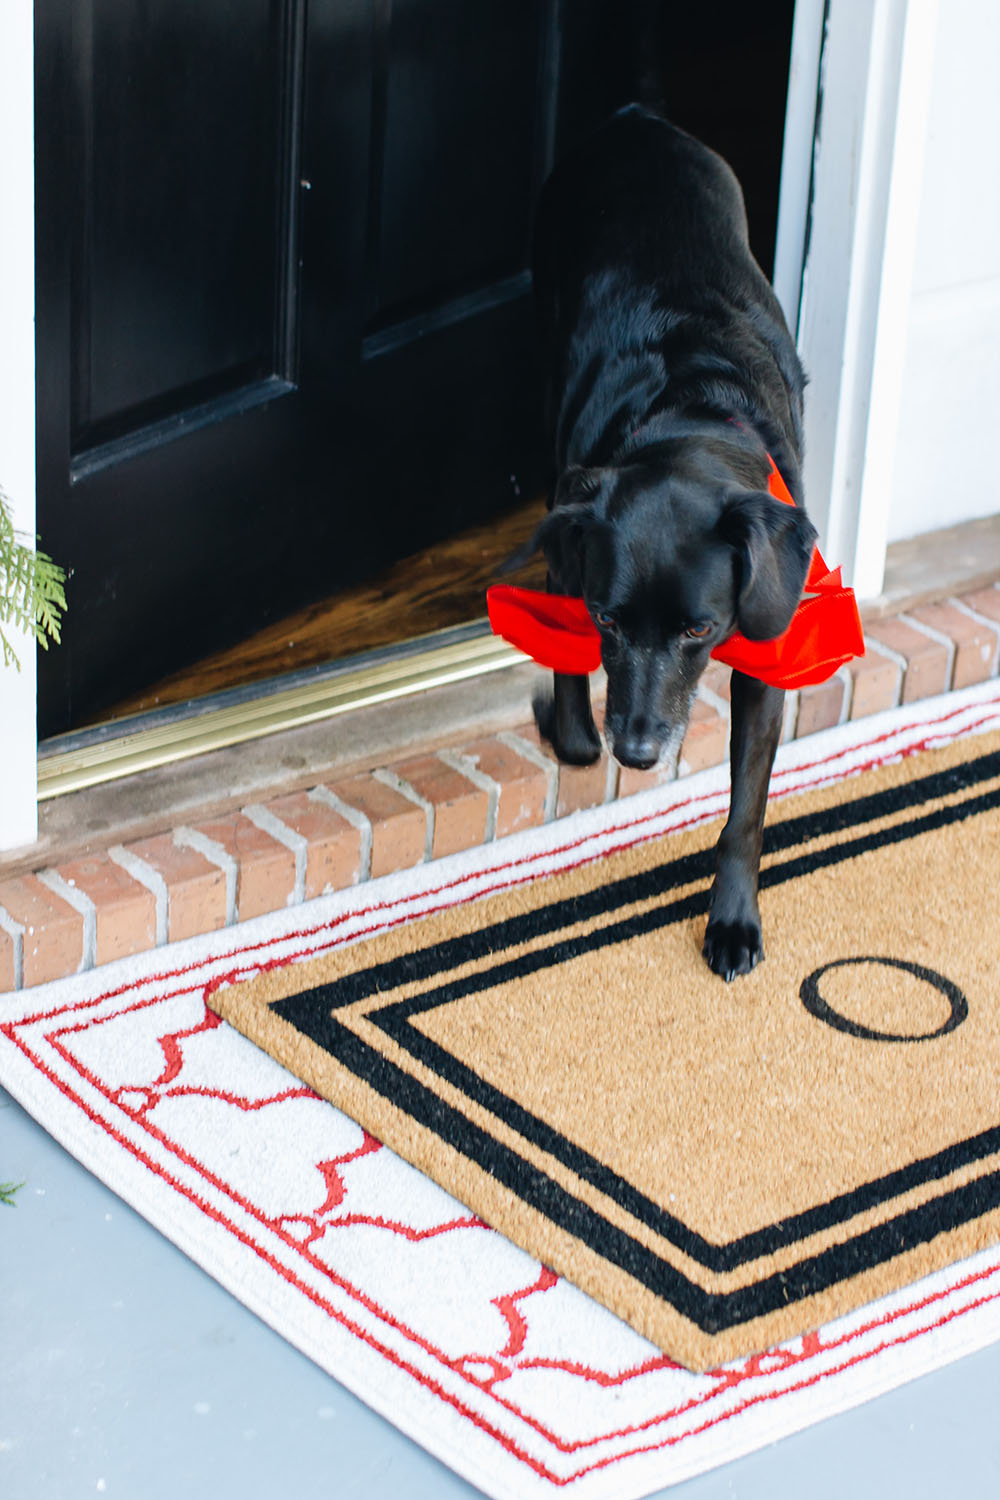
[3, 1086, 1000, 1499]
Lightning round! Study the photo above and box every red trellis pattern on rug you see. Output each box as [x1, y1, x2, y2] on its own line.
[5, 683, 1000, 1500]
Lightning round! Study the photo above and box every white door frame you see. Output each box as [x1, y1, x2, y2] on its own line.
[0, 0, 939, 853]
[0, 0, 38, 854]
[772, 0, 826, 332]
[789, 0, 939, 599]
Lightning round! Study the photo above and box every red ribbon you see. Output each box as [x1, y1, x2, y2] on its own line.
[487, 459, 865, 689]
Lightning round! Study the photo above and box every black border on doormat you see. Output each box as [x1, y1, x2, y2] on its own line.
[270, 748, 1000, 1337]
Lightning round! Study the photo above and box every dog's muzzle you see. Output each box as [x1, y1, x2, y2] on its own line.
[612, 732, 663, 771]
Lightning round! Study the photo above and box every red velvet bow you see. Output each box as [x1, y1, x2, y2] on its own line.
[487, 459, 864, 690]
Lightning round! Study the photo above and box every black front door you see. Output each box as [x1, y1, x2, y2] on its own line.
[35, 0, 794, 738]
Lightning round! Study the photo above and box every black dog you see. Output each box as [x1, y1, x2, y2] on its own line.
[529, 105, 817, 981]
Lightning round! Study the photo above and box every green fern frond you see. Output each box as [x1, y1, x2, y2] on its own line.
[0, 487, 67, 670]
[0, 1180, 25, 1207]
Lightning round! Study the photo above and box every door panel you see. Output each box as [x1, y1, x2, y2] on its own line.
[351, 0, 552, 580]
[76, 1, 285, 437]
[70, 0, 303, 464]
[375, 0, 540, 313]
[36, 0, 353, 734]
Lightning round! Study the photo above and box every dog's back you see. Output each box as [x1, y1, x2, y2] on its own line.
[533, 105, 804, 492]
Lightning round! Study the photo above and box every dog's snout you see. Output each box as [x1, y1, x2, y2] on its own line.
[613, 733, 662, 771]
[607, 701, 673, 771]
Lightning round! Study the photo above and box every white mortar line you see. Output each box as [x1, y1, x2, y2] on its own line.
[372, 768, 434, 862]
[696, 679, 731, 719]
[835, 665, 854, 726]
[243, 803, 308, 904]
[108, 845, 168, 946]
[947, 597, 1000, 677]
[308, 786, 373, 884]
[603, 752, 620, 804]
[495, 731, 559, 822]
[661, 722, 686, 782]
[862, 638, 905, 704]
[0, 902, 24, 990]
[437, 750, 499, 843]
[897, 612, 957, 691]
[781, 689, 800, 743]
[865, 632, 909, 687]
[36, 869, 96, 972]
[174, 827, 237, 925]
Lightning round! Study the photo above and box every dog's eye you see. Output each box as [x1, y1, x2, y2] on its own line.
[685, 622, 712, 640]
[593, 610, 616, 630]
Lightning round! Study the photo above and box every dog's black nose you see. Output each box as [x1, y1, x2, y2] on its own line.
[613, 737, 661, 771]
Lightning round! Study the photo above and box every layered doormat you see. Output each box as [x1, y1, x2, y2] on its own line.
[4, 682, 1000, 1498]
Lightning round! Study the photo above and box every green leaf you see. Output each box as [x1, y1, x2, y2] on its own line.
[0, 487, 68, 670]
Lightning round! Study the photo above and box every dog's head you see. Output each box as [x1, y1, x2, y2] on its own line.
[536, 458, 817, 769]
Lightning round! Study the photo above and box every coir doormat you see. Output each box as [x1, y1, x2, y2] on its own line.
[210, 712, 1000, 1373]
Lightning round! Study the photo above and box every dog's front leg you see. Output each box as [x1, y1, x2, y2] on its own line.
[550, 671, 602, 763]
[703, 671, 784, 980]
[533, 670, 602, 764]
[534, 571, 602, 764]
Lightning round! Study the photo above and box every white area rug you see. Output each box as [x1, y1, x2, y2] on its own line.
[4, 680, 1000, 1500]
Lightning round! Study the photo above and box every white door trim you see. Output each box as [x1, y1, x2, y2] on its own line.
[0, 0, 39, 854]
[773, 0, 827, 332]
[795, 0, 939, 599]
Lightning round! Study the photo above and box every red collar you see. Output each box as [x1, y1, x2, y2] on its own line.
[486, 458, 864, 690]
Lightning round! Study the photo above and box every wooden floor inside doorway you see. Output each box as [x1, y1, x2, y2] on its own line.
[105, 497, 549, 721]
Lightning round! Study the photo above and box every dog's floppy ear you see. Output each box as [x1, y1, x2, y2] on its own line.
[502, 467, 612, 593]
[537, 467, 613, 594]
[721, 490, 818, 641]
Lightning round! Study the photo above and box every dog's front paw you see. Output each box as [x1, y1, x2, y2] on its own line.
[702, 920, 764, 982]
[533, 691, 602, 765]
[553, 725, 602, 765]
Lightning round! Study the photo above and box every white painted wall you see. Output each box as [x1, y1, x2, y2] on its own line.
[0, 0, 39, 852]
[887, 0, 1000, 542]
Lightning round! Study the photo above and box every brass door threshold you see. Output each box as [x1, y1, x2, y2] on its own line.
[38, 621, 520, 800]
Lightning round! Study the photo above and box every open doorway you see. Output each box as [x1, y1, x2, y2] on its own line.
[35, 0, 796, 737]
